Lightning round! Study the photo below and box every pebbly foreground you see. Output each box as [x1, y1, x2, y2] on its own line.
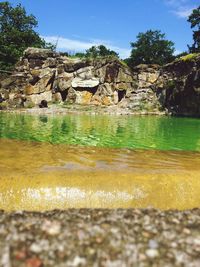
[0, 209, 200, 267]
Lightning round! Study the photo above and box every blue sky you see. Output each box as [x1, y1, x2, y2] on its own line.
[10, 0, 199, 58]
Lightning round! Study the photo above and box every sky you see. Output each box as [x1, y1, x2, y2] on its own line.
[9, 0, 199, 58]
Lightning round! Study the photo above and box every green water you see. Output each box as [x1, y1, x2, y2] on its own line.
[0, 113, 200, 151]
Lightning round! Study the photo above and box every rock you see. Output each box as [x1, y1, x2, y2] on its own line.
[98, 83, 114, 96]
[30, 243, 42, 254]
[76, 91, 93, 105]
[102, 96, 112, 106]
[148, 239, 159, 249]
[105, 63, 119, 83]
[57, 73, 74, 91]
[27, 91, 52, 105]
[41, 220, 61, 236]
[24, 73, 54, 95]
[116, 68, 133, 83]
[0, 76, 17, 89]
[113, 91, 119, 104]
[42, 57, 57, 68]
[72, 77, 99, 88]
[1, 47, 200, 115]
[66, 88, 77, 103]
[145, 249, 159, 258]
[52, 92, 62, 102]
[24, 47, 57, 59]
[26, 257, 43, 267]
[75, 66, 94, 79]
[63, 58, 89, 72]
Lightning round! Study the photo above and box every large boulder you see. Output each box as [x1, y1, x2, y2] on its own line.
[23, 47, 57, 59]
[72, 77, 100, 88]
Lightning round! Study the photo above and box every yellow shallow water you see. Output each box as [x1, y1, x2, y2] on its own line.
[0, 139, 200, 211]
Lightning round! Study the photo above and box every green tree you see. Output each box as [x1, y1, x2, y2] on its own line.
[188, 6, 200, 53]
[128, 30, 175, 67]
[0, 1, 53, 70]
[85, 45, 119, 58]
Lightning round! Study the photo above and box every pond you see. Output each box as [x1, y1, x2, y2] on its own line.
[0, 113, 200, 211]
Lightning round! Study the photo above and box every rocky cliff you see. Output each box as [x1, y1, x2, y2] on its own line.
[0, 48, 200, 116]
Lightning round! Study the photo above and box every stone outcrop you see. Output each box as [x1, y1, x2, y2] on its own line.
[0, 48, 200, 116]
[159, 55, 200, 116]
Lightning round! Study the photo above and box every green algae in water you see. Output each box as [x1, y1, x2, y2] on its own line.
[0, 113, 200, 151]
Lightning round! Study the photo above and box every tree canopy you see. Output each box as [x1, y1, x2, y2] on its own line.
[0, 1, 53, 70]
[127, 30, 175, 68]
[188, 6, 200, 53]
[85, 45, 119, 58]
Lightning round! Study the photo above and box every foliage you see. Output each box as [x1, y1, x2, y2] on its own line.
[85, 45, 119, 58]
[73, 52, 86, 58]
[127, 30, 175, 68]
[179, 53, 199, 62]
[0, 1, 54, 70]
[188, 6, 200, 53]
[174, 51, 188, 60]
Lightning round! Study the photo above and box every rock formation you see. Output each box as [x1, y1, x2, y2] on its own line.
[0, 48, 199, 116]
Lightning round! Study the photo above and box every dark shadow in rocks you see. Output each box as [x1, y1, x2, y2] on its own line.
[75, 86, 98, 95]
[39, 100, 48, 108]
[30, 76, 40, 86]
[0, 94, 4, 103]
[118, 90, 126, 102]
[60, 89, 69, 101]
[46, 72, 56, 90]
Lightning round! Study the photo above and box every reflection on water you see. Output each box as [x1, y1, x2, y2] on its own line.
[1, 113, 200, 150]
[1, 139, 200, 211]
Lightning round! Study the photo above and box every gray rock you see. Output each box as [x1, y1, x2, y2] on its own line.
[72, 77, 99, 88]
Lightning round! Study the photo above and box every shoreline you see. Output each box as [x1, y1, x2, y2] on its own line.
[1, 105, 200, 118]
[0, 103, 168, 116]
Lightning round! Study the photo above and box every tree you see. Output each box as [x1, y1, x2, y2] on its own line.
[85, 45, 119, 58]
[188, 6, 200, 53]
[0, 1, 53, 70]
[127, 30, 175, 67]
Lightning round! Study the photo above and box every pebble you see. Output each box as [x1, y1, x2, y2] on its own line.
[145, 249, 159, 258]
[70, 256, 86, 266]
[41, 220, 61, 236]
[30, 243, 42, 254]
[148, 239, 158, 249]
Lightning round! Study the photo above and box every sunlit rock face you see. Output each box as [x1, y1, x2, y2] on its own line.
[0, 47, 200, 115]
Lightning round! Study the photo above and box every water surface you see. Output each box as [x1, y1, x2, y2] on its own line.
[0, 113, 200, 211]
[1, 113, 200, 150]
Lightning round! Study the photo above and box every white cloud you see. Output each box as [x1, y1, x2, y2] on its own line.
[174, 49, 182, 55]
[42, 36, 131, 59]
[173, 7, 193, 18]
[164, 0, 196, 18]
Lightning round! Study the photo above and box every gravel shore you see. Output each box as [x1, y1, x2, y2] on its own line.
[0, 105, 167, 116]
[0, 209, 200, 267]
